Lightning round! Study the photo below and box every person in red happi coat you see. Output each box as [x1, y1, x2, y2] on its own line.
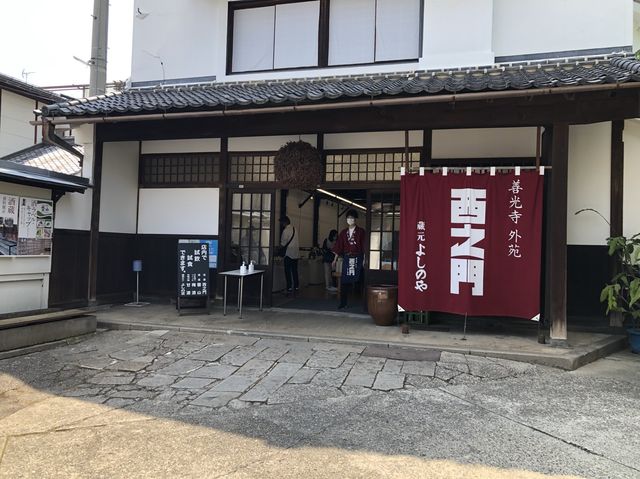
[332, 209, 366, 309]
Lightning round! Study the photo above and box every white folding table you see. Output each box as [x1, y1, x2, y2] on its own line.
[219, 269, 265, 319]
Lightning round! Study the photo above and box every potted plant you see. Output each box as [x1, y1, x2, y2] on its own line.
[600, 233, 640, 353]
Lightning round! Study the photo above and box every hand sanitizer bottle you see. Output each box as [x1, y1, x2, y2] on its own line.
[248, 260, 255, 273]
[240, 261, 247, 275]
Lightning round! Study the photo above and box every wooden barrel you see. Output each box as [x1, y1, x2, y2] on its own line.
[366, 284, 398, 326]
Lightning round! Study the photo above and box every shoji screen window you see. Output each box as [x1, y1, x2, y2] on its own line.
[230, 1, 320, 73]
[329, 0, 422, 66]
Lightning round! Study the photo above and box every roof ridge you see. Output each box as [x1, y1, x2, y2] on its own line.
[0, 71, 65, 103]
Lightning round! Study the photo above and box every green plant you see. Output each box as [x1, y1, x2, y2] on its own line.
[600, 233, 640, 329]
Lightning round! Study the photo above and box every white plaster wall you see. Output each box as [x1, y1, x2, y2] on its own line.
[55, 124, 94, 231]
[324, 131, 422, 150]
[635, 3, 640, 52]
[141, 139, 221, 154]
[131, 0, 632, 85]
[318, 199, 339, 243]
[137, 188, 220, 235]
[432, 128, 537, 159]
[0, 181, 50, 200]
[0, 90, 36, 157]
[493, 0, 631, 58]
[623, 120, 640, 237]
[0, 182, 51, 314]
[286, 189, 314, 249]
[422, 0, 494, 70]
[567, 123, 611, 246]
[99, 141, 140, 234]
[229, 135, 317, 152]
[0, 256, 51, 314]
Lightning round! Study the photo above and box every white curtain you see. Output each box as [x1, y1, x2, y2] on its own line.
[274, 1, 320, 69]
[232, 6, 275, 73]
[328, 0, 376, 66]
[375, 0, 421, 61]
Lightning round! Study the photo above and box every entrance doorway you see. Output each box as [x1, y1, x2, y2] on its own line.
[273, 188, 378, 314]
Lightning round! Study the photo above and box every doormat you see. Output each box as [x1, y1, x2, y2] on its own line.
[362, 346, 441, 362]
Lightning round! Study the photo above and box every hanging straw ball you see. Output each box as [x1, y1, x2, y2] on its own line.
[274, 141, 323, 189]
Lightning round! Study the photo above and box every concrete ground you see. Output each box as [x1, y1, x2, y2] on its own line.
[0, 329, 639, 478]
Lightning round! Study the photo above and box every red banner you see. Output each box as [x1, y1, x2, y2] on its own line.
[398, 171, 544, 319]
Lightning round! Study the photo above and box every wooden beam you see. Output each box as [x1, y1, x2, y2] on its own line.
[96, 90, 640, 143]
[547, 124, 569, 343]
[88, 138, 103, 304]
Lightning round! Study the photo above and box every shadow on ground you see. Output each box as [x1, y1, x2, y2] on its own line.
[0, 329, 638, 478]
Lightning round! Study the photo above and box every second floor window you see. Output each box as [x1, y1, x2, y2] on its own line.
[231, 1, 320, 73]
[228, 0, 422, 74]
[329, 0, 421, 66]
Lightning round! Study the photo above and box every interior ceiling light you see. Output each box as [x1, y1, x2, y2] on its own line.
[316, 188, 367, 211]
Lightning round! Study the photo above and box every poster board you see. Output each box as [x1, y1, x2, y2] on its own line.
[0, 195, 53, 256]
[0, 194, 19, 255]
[179, 239, 218, 268]
[177, 241, 210, 315]
[17, 197, 54, 255]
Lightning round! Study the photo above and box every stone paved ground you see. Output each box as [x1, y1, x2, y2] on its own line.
[0, 330, 536, 413]
[1, 330, 639, 479]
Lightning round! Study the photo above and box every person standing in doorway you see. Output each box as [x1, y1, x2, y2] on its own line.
[322, 229, 338, 292]
[332, 210, 365, 309]
[280, 216, 299, 294]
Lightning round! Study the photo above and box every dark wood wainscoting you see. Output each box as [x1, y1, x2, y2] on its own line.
[137, 234, 219, 299]
[567, 245, 609, 321]
[49, 229, 90, 308]
[96, 232, 137, 301]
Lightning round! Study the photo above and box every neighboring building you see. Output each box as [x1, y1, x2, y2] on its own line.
[34, 0, 640, 344]
[0, 74, 88, 314]
[0, 72, 64, 157]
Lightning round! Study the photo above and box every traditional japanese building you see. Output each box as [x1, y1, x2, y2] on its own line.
[29, 0, 640, 344]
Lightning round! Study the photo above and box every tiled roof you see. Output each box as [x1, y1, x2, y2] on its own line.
[1, 141, 83, 176]
[40, 55, 640, 118]
[0, 72, 65, 104]
[0, 160, 90, 193]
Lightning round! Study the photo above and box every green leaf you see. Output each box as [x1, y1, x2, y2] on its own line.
[629, 279, 640, 308]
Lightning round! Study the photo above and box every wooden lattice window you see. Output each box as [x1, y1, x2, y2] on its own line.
[369, 192, 400, 271]
[229, 154, 276, 183]
[230, 192, 272, 266]
[325, 150, 420, 182]
[140, 153, 220, 187]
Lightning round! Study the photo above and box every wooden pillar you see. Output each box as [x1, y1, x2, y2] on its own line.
[609, 121, 625, 327]
[546, 124, 569, 343]
[610, 121, 624, 238]
[218, 137, 229, 272]
[88, 137, 104, 304]
[313, 133, 324, 247]
[421, 129, 432, 167]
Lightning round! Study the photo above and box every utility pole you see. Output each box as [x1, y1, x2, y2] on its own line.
[89, 0, 109, 96]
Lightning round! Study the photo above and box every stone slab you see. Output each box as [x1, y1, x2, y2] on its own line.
[363, 346, 441, 362]
[372, 372, 405, 391]
[171, 377, 215, 389]
[240, 363, 302, 402]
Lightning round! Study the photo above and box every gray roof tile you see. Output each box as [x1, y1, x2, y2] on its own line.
[0, 72, 65, 104]
[40, 56, 640, 118]
[1, 142, 83, 176]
